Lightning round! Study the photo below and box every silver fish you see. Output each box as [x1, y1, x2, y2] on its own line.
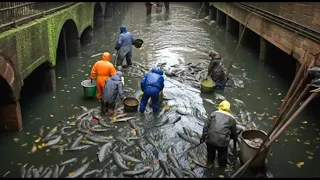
[65, 161, 90, 178]
[97, 142, 112, 163]
[43, 126, 58, 141]
[45, 135, 62, 147]
[110, 116, 136, 123]
[32, 168, 40, 178]
[120, 153, 143, 163]
[60, 158, 78, 166]
[67, 145, 91, 151]
[52, 164, 59, 178]
[71, 135, 83, 148]
[20, 163, 28, 178]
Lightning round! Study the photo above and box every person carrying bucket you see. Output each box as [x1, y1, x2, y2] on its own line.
[115, 25, 135, 71]
[139, 67, 164, 113]
[101, 71, 125, 116]
[207, 51, 227, 89]
[90, 52, 116, 100]
[200, 100, 238, 167]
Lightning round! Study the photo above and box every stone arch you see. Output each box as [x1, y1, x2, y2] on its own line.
[80, 26, 93, 45]
[0, 56, 22, 131]
[94, 2, 104, 28]
[56, 19, 80, 58]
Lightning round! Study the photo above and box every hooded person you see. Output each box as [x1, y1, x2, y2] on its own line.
[115, 25, 135, 70]
[90, 52, 117, 100]
[139, 67, 164, 113]
[207, 51, 227, 89]
[200, 100, 238, 167]
[145, 2, 153, 15]
[101, 71, 125, 116]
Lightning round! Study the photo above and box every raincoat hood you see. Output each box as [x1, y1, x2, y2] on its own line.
[120, 25, 127, 33]
[102, 52, 111, 61]
[218, 100, 231, 113]
[111, 71, 123, 81]
[151, 67, 164, 75]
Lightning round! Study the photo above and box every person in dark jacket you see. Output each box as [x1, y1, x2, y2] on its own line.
[164, 2, 169, 11]
[101, 71, 125, 116]
[139, 67, 164, 113]
[115, 25, 135, 71]
[145, 2, 153, 15]
[207, 51, 227, 89]
[200, 100, 238, 167]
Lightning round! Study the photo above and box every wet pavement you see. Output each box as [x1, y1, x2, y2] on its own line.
[1, 2, 320, 178]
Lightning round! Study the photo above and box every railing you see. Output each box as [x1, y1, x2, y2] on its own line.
[0, 2, 77, 33]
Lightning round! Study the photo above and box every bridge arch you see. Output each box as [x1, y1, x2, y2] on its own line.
[80, 26, 93, 46]
[0, 56, 22, 131]
[94, 2, 104, 28]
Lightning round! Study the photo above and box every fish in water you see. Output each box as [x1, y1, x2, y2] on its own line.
[115, 136, 132, 146]
[176, 109, 188, 115]
[127, 120, 137, 129]
[80, 106, 88, 112]
[151, 168, 163, 178]
[67, 145, 91, 151]
[120, 153, 143, 163]
[45, 135, 62, 147]
[98, 120, 114, 128]
[136, 138, 146, 151]
[43, 126, 58, 141]
[82, 169, 103, 178]
[111, 116, 136, 123]
[43, 168, 53, 178]
[52, 164, 59, 178]
[20, 163, 28, 178]
[65, 161, 90, 178]
[172, 116, 182, 124]
[59, 165, 66, 177]
[154, 118, 169, 127]
[122, 166, 152, 176]
[215, 93, 226, 100]
[204, 98, 215, 105]
[168, 165, 183, 178]
[112, 151, 130, 170]
[159, 160, 170, 176]
[26, 166, 34, 178]
[97, 142, 112, 163]
[167, 147, 180, 168]
[177, 132, 199, 145]
[60, 158, 78, 166]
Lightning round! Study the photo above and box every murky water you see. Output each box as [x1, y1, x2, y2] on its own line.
[1, 2, 320, 178]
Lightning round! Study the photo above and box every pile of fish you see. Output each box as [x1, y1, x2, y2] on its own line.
[244, 138, 264, 148]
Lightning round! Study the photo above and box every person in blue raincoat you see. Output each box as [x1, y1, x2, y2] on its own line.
[139, 67, 164, 113]
[101, 71, 125, 116]
[207, 51, 227, 89]
[115, 25, 135, 71]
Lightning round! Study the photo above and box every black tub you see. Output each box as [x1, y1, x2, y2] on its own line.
[124, 97, 139, 112]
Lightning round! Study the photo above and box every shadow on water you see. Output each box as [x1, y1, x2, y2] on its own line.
[0, 2, 320, 178]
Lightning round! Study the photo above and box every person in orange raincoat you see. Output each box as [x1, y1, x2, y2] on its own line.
[90, 52, 116, 100]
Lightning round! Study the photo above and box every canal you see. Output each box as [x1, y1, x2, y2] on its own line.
[0, 2, 320, 178]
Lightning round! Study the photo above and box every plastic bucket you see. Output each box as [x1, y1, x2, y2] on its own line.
[200, 78, 215, 93]
[239, 130, 269, 168]
[133, 39, 144, 48]
[124, 97, 139, 112]
[81, 80, 97, 98]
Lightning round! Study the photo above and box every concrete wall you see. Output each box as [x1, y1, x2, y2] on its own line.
[0, 2, 111, 131]
[210, 2, 320, 66]
[244, 2, 320, 32]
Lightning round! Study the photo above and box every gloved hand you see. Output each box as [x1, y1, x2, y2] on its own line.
[200, 135, 206, 143]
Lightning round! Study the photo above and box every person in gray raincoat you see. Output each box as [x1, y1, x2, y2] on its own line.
[115, 25, 135, 71]
[207, 51, 227, 89]
[200, 100, 238, 167]
[101, 71, 125, 116]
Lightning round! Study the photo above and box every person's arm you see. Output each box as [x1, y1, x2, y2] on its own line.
[201, 114, 214, 142]
[159, 76, 164, 91]
[207, 60, 214, 77]
[230, 119, 238, 151]
[117, 82, 125, 101]
[115, 35, 122, 50]
[131, 34, 135, 44]
[140, 74, 147, 91]
[90, 63, 97, 80]
[110, 65, 116, 77]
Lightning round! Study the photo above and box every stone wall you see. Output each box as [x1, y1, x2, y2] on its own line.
[211, 2, 320, 66]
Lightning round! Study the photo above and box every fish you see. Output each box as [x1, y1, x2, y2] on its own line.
[26, 165, 34, 178]
[91, 53, 102, 57]
[154, 118, 169, 127]
[177, 132, 199, 145]
[137, 138, 146, 151]
[67, 145, 91, 151]
[122, 166, 152, 176]
[39, 125, 44, 137]
[3, 171, 10, 177]
[158, 169, 165, 178]
[204, 98, 215, 105]
[80, 106, 88, 112]
[65, 161, 90, 178]
[176, 109, 188, 115]
[183, 127, 192, 137]
[76, 129, 94, 135]
[188, 151, 198, 161]
[145, 136, 157, 147]
[120, 153, 143, 163]
[115, 136, 132, 146]
[110, 116, 136, 123]
[59, 165, 66, 177]
[37, 165, 44, 174]
[71, 135, 83, 148]
[168, 165, 183, 178]
[82, 169, 102, 178]
[45, 135, 62, 147]
[82, 140, 99, 146]
[60, 126, 73, 135]
[112, 151, 130, 170]
[85, 134, 113, 143]
[42, 168, 53, 178]
[43, 126, 58, 141]
[98, 120, 114, 128]
[39, 167, 49, 177]
[135, 127, 142, 137]
[98, 142, 112, 163]
[172, 116, 182, 124]
[32, 168, 40, 178]
[191, 158, 208, 168]
[101, 170, 108, 178]
[167, 148, 180, 169]
[151, 168, 162, 178]
[159, 160, 170, 176]
[128, 120, 137, 129]
[20, 163, 28, 178]
[215, 93, 226, 100]
[50, 144, 68, 149]
[236, 124, 246, 131]
[181, 168, 197, 178]
[31, 143, 37, 153]
[60, 158, 78, 166]
[52, 164, 59, 178]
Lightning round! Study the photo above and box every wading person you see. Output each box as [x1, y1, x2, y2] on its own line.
[145, 2, 153, 15]
[164, 2, 169, 11]
[139, 67, 164, 113]
[200, 100, 238, 167]
[90, 52, 116, 100]
[155, 2, 163, 13]
[115, 25, 135, 71]
[101, 71, 125, 116]
[207, 51, 227, 89]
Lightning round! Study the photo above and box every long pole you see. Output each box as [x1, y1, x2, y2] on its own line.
[197, 2, 205, 18]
